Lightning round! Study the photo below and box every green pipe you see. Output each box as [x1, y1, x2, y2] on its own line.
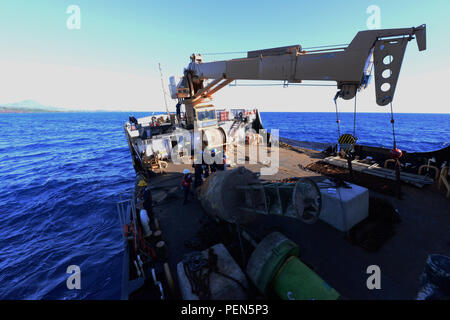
[272, 256, 340, 300]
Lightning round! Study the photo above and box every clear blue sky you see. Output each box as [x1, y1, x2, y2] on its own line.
[0, 0, 449, 112]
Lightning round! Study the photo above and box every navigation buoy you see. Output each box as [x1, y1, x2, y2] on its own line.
[390, 148, 403, 159]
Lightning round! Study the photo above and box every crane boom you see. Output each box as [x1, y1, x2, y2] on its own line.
[175, 25, 426, 128]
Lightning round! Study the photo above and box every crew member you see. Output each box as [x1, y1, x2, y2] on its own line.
[193, 162, 203, 189]
[201, 150, 210, 179]
[210, 148, 217, 173]
[176, 102, 181, 123]
[223, 149, 227, 171]
[143, 185, 153, 215]
[217, 150, 227, 171]
[129, 115, 138, 124]
[181, 169, 192, 205]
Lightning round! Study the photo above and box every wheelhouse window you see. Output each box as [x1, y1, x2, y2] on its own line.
[196, 109, 216, 121]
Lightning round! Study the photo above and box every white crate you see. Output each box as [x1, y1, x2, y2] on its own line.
[317, 179, 369, 232]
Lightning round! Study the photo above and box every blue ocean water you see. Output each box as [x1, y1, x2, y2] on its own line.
[262, 112, 450, 152]
[0, 111, 448, 300]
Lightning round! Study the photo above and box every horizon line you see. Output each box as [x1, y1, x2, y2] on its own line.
[2, 109, 449, 115]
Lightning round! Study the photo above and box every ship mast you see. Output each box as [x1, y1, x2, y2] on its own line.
[158, 63, 170, 116]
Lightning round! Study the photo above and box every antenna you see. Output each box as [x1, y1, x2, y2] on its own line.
[158, 63, 170, 116]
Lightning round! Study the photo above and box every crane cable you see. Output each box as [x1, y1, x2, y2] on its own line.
[386, 53, 398, 150]
[333, 91, 341, 142]
[333, 91, 358, 152]
[388, 99, 403, 199]
[389, 102, 397, 149]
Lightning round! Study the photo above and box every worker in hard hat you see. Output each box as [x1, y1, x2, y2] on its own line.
[137, 179, 147, 201]
[138, 179, 147, 187]
[181, 168, 192, 205]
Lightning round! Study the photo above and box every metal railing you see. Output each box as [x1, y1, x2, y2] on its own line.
[116, 192, 136, 240]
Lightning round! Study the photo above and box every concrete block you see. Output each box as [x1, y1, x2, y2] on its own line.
[317, 179, 369, 232]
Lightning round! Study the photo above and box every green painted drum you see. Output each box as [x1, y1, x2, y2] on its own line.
[273, 256, 340, 300]
[246, 232, 299, 295]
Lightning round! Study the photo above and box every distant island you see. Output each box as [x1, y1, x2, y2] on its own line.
[0, 100, 64, 113]
[0, 100, 163, 113]
[0, 107, 57, 113]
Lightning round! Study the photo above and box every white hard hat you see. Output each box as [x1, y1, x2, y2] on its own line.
[183, 169, 189, 174]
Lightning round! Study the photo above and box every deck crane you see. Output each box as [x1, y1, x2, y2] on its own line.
[173, 25, 426, 130]
[171, 25, 428, 300]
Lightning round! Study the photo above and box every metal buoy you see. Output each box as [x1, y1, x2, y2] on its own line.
[199, 167, 322, 225]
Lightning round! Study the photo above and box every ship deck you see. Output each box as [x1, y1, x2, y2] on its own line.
[145, 142, 449, 300]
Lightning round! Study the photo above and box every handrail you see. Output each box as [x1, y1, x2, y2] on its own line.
[116, 192, 134, 240]
[438, 166, 450, 198]
[418, 164, 440, 181]
[384, 159, 396, 169]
